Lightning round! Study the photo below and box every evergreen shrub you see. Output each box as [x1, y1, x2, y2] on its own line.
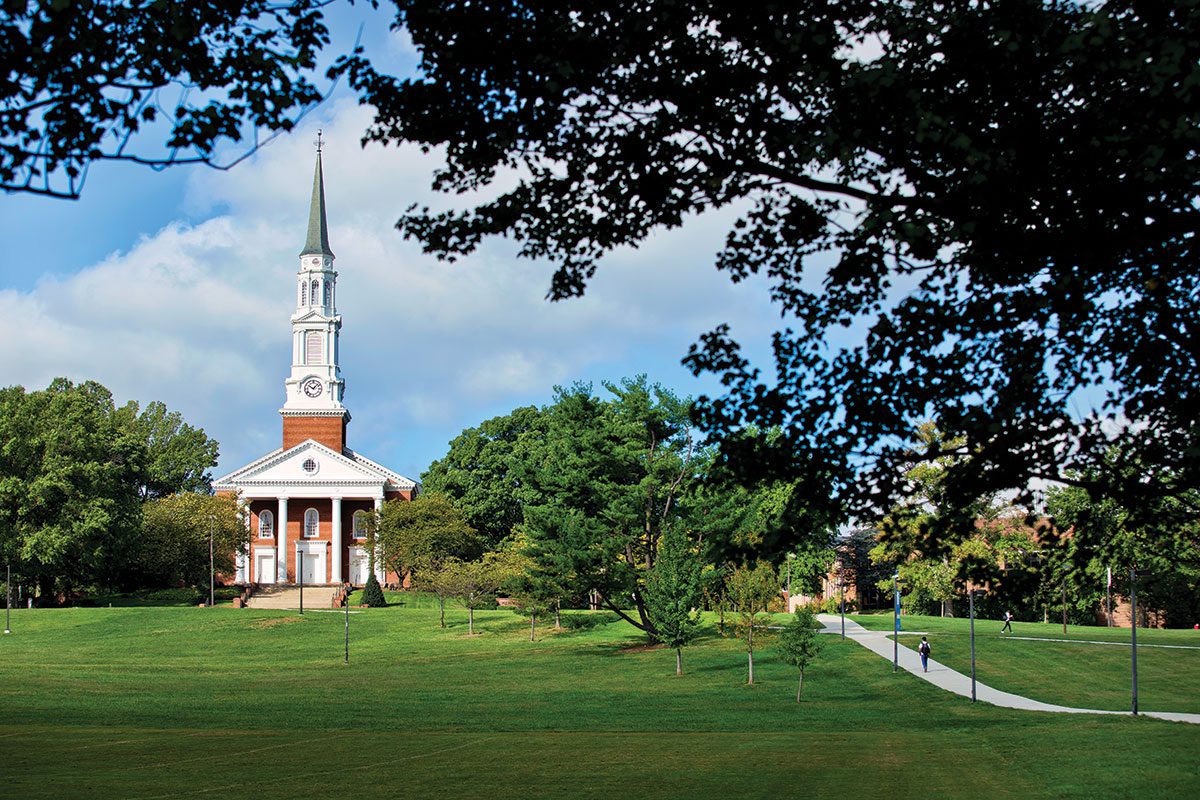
[361, 574, 387, 607]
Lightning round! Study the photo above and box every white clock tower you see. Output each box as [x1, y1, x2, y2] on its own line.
[280, 138, 350, 448]
[213, 137, 417, 590]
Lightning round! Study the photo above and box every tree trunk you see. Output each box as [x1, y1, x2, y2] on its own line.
[747, 622, 755, 685]
[676, 647, 682, 676]
[796, 672, 804, 703]
[529, 613, 536, 642]
[554, 601, 561, 630]
[468, 606, 474, 635]
[439, 597, 446, 628]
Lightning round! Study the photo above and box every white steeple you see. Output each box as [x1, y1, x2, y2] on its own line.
[281, 136, 347, 416]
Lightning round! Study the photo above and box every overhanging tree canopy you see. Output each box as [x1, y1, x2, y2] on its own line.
[1, 0, 338, 198]
[338, 1, 1200, 538]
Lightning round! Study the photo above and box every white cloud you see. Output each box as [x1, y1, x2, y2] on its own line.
[5, 99, 779, 480]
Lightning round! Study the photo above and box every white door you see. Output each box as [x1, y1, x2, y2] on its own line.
[301, 552, 320, 584]
[350, 551, 369, 585]
[256, 553, 276, 584]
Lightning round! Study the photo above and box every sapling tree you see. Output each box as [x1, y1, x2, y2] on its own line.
[643, 525, 705, 675]
[415, 559, 459, 629]
[777, 607, 825, 702]
[727, 561, 780, 685]
[446, 553, 511, 635]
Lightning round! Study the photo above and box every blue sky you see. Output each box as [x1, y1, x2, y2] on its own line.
[0, 9, 782, 483]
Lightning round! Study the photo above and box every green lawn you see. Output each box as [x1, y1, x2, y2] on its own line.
[847, 613, 1200, 713]
[1, 603, 1198, 799]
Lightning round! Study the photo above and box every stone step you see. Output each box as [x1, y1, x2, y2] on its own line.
[244, 586, 340, 609]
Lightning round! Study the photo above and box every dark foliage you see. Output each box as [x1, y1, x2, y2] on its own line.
[361, 573, 387, 607]
[336, 1, 1200, 549]
[1, 0, 339, 197]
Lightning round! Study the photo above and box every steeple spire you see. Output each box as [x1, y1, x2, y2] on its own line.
[300, 131, 334, 258]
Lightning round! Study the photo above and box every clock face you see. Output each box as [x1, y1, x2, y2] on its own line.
[302, 379, 323, 398]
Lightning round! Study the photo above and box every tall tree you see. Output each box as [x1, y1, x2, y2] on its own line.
[338, 1, 1200, 547]
[0, 379, 144, 599]
[1047, 454, 1200, 627]
[0, 379, 225, 598]
[422, 406, 547, 547]
[726, 561, 780, 685]
[519, 377, 698, 635]
[2, 0, 338, 198]
[117, 400, 220, 499]
[137, 492, 244, 590]
[370, 492, 481, 583]
[643, 525, 705, 675]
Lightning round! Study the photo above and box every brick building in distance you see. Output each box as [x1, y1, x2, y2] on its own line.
[213, 146, 416, 586]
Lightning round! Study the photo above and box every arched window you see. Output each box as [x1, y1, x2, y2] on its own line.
[324, 281, 332, 306]
[305, 331, 322, 364]
[258, 510, 274, 538]
[300, 281, 307, 306]
[304, 508, 319, 538]
[310, 280, 319, 306]
[352, 510, 368, 540]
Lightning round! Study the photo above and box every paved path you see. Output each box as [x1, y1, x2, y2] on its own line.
[816, 614, 1200, 725]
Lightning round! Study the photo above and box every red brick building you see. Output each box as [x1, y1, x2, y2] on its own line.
[213, 147, 416, 586]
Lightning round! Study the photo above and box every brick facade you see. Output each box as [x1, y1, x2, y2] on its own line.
[282, 413, 347, 451]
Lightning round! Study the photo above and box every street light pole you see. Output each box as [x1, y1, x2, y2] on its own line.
[969, 588, 978, 703]
[5, 563, 11, 635]
[297, 546, 304, 616]
[839, 573, 845, 641]
[1062, 580, 1067, 637]
[893, 570, 900, 673]
[786, 554, 792, 600]
[344, 585, 350, 664]
[208, 515, 215, 608]
[1131, 566, 1139, 716]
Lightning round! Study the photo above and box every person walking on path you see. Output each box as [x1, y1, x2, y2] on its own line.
[1001, 611, 1013, 633]
[918, 636, 931, 672]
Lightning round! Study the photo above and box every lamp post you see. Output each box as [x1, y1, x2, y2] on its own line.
[297, 545, 304, 616]
[208, 514, 215, 608]
[1106, 566, 1113, 627]
[839, 570, 846, 641]
[344, 584, 350, 664]
[968, 587, 986, 703]
[785, 553, 794, 606]
[892, 570, 902, 673]
[1130, 566, 1149, 715]
[1062, 579, 1068, 637]
[5, 563, 11, 635]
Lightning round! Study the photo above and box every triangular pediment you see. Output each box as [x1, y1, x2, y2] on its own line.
[291, 308, 330, 323]
[212, 439, 415, 490]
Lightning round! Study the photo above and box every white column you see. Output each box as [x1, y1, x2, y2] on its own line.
[235, 499, 249, 582]
[277, 496, 289, 583]
[331, 496, 343, 585]
[374, 495, 385, 582]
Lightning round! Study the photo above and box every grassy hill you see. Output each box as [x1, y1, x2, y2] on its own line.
[1, 601, 1197, 799]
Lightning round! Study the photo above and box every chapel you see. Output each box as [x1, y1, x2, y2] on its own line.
[212, 146, 416, 586]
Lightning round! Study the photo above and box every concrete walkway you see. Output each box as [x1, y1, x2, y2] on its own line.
[816, 614, 1200, 725]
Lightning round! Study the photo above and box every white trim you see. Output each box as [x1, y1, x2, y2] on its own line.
[213, 439, 417, 493]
